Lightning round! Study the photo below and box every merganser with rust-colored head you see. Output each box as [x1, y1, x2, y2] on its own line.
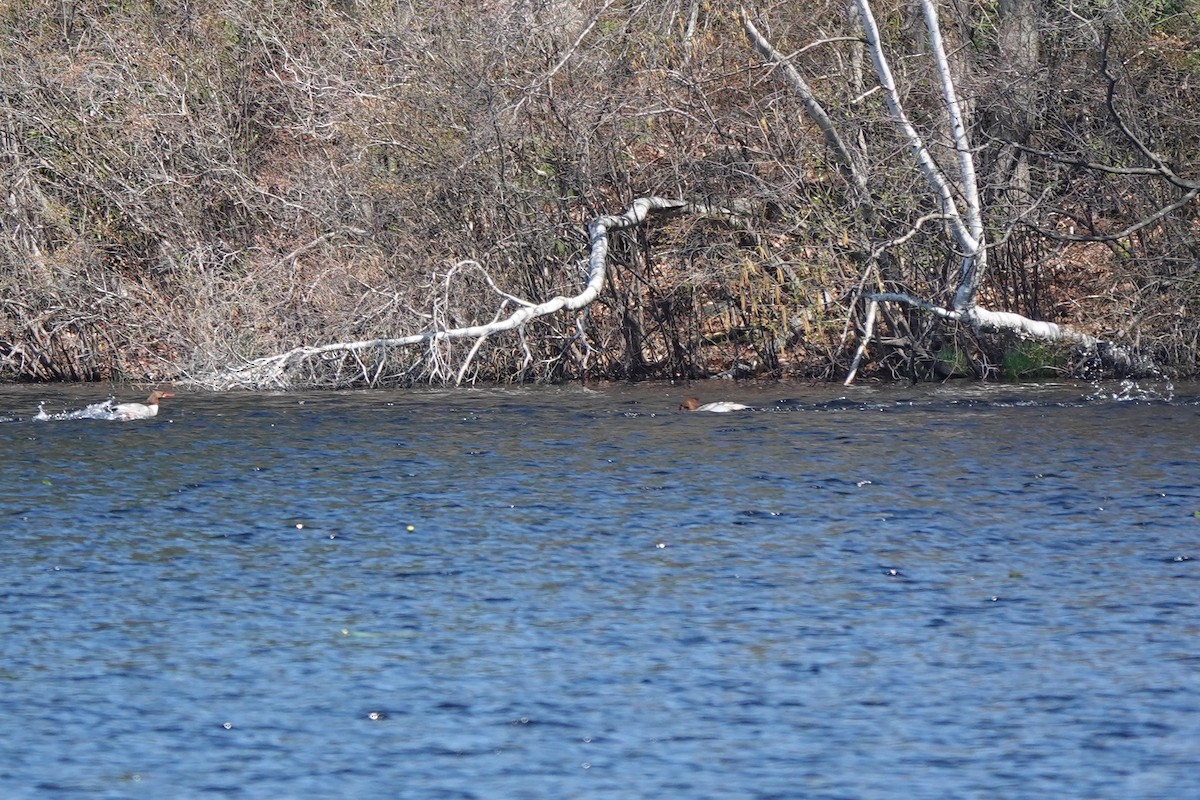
[678, 397, 750, 413]
[112, 391, 174, 421]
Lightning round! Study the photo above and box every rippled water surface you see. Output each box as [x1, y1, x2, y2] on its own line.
[2, 381, 1198, 799]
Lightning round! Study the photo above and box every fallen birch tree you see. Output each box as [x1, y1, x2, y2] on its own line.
[199, 198, 753, 389]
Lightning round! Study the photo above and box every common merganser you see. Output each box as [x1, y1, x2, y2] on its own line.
[678, 397, 750, 413]
[112, 391, 174, 421]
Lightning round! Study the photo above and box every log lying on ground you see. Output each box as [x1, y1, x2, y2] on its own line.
[865, 291, 1156, 377]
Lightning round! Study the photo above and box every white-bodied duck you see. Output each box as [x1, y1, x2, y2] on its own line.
[678, 396, 750, 413]
[113, 390, 174, 421]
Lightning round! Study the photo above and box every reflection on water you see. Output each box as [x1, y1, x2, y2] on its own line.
[1, 381, 1198, 799]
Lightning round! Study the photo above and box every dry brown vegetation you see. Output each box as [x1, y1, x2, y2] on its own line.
[1, 0, 1197, 386]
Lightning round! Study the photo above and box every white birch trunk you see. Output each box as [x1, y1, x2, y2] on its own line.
[854, 0, 986, 308]
[850, 0, 1149, 375]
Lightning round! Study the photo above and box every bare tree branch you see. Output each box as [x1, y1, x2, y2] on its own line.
[1028, 187, 1200, 243]
[739, 9, 870, 204]
[1008, 27, 1199, 244]
[510, 0, 618, 120]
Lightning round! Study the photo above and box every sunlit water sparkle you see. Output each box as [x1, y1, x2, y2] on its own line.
[1, 381, 1198, 799]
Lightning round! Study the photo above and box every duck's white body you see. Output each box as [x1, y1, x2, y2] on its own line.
[678, 397, 750, 413]
[113, 391, 173, 421]
[697, 401, 750, 412]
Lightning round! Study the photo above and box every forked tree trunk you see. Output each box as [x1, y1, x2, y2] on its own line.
[845, 0, 1151, 378]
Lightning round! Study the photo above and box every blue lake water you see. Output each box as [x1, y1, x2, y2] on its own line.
[1, 380, 1198, 799]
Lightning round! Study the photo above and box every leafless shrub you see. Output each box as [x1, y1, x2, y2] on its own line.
[0, 0, 1196, 385]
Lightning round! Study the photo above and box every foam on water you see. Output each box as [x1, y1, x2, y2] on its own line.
[1084, 377, 1175, 403]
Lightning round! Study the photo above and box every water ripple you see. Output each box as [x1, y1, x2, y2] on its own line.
[0, 382, 1198, 799]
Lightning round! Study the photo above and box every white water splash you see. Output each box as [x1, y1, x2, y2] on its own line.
[34, 399, 120, 421]
[1086, 378, 1175, 403]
